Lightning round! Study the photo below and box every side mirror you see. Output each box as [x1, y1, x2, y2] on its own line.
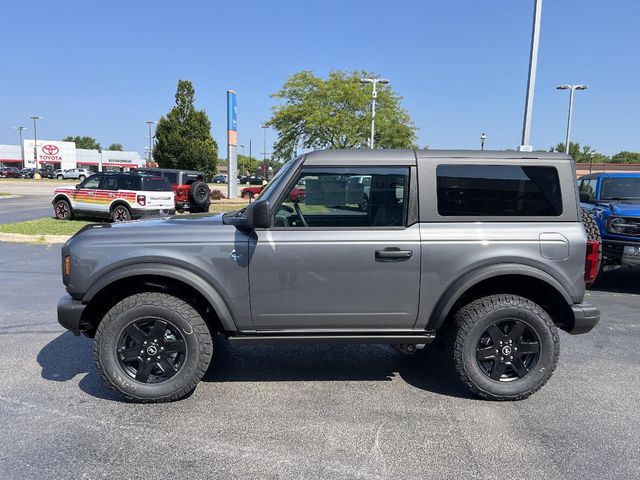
[247, 200, 271, 229]
[75, 184, 81, 189]
[579, 192, 592, 203]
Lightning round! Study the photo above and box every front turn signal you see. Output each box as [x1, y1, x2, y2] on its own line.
[64, 255, 71, 276]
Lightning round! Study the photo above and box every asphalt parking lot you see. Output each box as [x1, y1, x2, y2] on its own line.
[0, 242, 638, 479]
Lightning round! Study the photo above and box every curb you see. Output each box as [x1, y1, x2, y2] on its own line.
[0, 232, 70, 244]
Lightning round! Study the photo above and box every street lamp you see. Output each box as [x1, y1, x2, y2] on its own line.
[361, 77, 390, 149]
[239, 144, 245, 175]
[480, 133, 487, 151]
[13, 126, 27, 168]
[519, 0, 542, 152]
[30, 116, 43, 168]
[146, 121, 156, 162]
[556, 84, 588, 156]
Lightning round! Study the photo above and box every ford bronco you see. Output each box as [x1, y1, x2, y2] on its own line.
[57, 149, 600, 402]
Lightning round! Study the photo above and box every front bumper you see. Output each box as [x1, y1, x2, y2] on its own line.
[57, 294, 86, 336]
[569, 302, 601, 335]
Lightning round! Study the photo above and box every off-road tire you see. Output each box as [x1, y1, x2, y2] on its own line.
[188, 180, 210, 208]
[581, 207, 602, 287]
[452, 294, 559, 401]
[111, 204, 131, 223]
[94, 292, 213, 403]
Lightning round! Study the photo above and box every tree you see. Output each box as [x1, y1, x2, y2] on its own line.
[237, 155, 261, 175]
[552, 142, 611, 164]
[266, 70, 417, 160]
[63, 136, 101, 151]
[107, 143, 123, 151]
[611, 151, 640, 164]
[153, 79, 218, 176]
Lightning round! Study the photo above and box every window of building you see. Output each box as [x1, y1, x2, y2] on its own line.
[274, 167, 408, 228]
[436, 164, 563, 217]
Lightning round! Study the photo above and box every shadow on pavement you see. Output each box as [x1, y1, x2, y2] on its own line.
[37, 331, 475, 401]
[590, 268, 639, 294]
[36, 331, 121, 401]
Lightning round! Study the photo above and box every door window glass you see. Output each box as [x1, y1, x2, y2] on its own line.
[80, 176, 101, 189]
[100, 176, 119, 190]
[274, 167, 408, 228]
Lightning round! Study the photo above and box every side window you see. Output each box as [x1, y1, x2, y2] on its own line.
[118, 176, 141, 191]
[579, 179, 597, 199]
[100, 176, 120, 190]
[437, 164, 563, 217]
[274, 167, 409, 228]
[80, 176, 101, 189]
[164, 172, 178, 184]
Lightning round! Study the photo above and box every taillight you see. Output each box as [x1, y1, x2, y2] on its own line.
[585, 239, 600, 283]
[137, 195, 146, 206]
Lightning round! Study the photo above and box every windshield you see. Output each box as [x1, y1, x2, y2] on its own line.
[255, 158, 298, 200]
[601, 178, 640, 200]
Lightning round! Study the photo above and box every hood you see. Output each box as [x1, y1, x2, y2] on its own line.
[109, 213, 226, 229]
[601, 203, 640, 217]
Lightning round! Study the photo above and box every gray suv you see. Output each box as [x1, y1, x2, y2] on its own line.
[57, 149, 600, 402]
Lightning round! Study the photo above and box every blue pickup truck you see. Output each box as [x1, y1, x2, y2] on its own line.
[578, 173, 640, 274]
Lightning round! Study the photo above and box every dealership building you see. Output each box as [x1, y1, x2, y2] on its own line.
[0, 140, 145, 171]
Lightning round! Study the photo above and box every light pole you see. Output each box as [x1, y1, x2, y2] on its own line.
[146, 121, 156, 162]
[261, 125, 268, 178]
[239, 144, 245, 176]
[480, 133, 487, 151]
[556, 84, 588, 156]
[30, 116, 43, 168]
[361, 77, 389, 149]
[13, 126, 27, 168]
[519, 0, 542, 152]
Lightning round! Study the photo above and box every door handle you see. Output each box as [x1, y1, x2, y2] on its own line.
[375, 248, 413, 260]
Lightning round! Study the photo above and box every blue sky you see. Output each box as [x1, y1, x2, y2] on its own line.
[1, 0, 638, 157]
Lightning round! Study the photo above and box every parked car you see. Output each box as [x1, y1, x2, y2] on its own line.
[579, 172, 640, 276]
[52, 172, 175, 222]
[241, 183, 304, 202]
[19, 168, 38, 179]
[57, 149, 600, 403]
[56, 168, 93, 181]
[136, 168, 211, 213]
[39, 166, 56, 179]
[0, 166, 21, 178]
[211, 174, 227, 184]
[239, 175, 265, 185]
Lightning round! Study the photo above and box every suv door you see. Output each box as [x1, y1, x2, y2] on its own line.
[248, 166, 421, 331]
[73, 175, 103, 212]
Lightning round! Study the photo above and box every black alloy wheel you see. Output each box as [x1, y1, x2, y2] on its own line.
[54, 199, 72, 220]
[116, 318, 187, 383]
[112, 205, 131, 222]
[475, 319, 540, 381]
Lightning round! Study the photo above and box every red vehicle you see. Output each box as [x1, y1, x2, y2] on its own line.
[136, 168, 211, 213]
[241, 184, 305, 202]
[0, 166, 21, 178]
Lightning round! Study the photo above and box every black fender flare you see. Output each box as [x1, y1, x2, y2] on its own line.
[425, 263, 574, 331]
[82, 263, 236, 332]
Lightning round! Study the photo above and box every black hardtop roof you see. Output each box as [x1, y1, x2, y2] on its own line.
[136, 167, 205, 175]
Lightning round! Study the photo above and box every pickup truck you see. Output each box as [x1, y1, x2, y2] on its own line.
[57, 149, 600, 402]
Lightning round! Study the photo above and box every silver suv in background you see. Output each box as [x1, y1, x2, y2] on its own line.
[56, 168, 93, 180]
[57, 149, 600, 402]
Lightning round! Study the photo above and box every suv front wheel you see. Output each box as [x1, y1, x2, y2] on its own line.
[451, 294, 559, 401]
[94, 292, 213, 402]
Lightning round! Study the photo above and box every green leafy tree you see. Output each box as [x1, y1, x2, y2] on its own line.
[611, 151, 640, 164]
[63, 136, 101, 151]
[107, 143, 123, 151]
[237, 155, 261, 175]
[153, 80, 218, 176]
[266, 70, 417, 160]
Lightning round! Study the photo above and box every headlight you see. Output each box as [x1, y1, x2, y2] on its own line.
[607, 216, 640, 235]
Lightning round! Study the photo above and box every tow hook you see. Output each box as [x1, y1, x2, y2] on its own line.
[392, 344, 425, 355]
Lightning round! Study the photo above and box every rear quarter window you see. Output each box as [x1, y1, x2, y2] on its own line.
[142, 177, 172, 191]
[436, 164, 563, 217]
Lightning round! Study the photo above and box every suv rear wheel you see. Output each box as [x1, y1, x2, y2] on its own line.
[111, 205, 131, 222]
[451, 294, 559, 401]
[94, 292, 213, 402]
[188, 180, 210, 210]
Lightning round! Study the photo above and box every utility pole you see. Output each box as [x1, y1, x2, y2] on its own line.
[519, 0, 542, 152]
[361, 77, 390, 148]
[30, 116, 43, 168]
[13, 126, 27, 168]
[556, 84, 589, 156]
[249, 139, 252, 175]
[261, 125, 267, 178]
[146, 121, 156, 162]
